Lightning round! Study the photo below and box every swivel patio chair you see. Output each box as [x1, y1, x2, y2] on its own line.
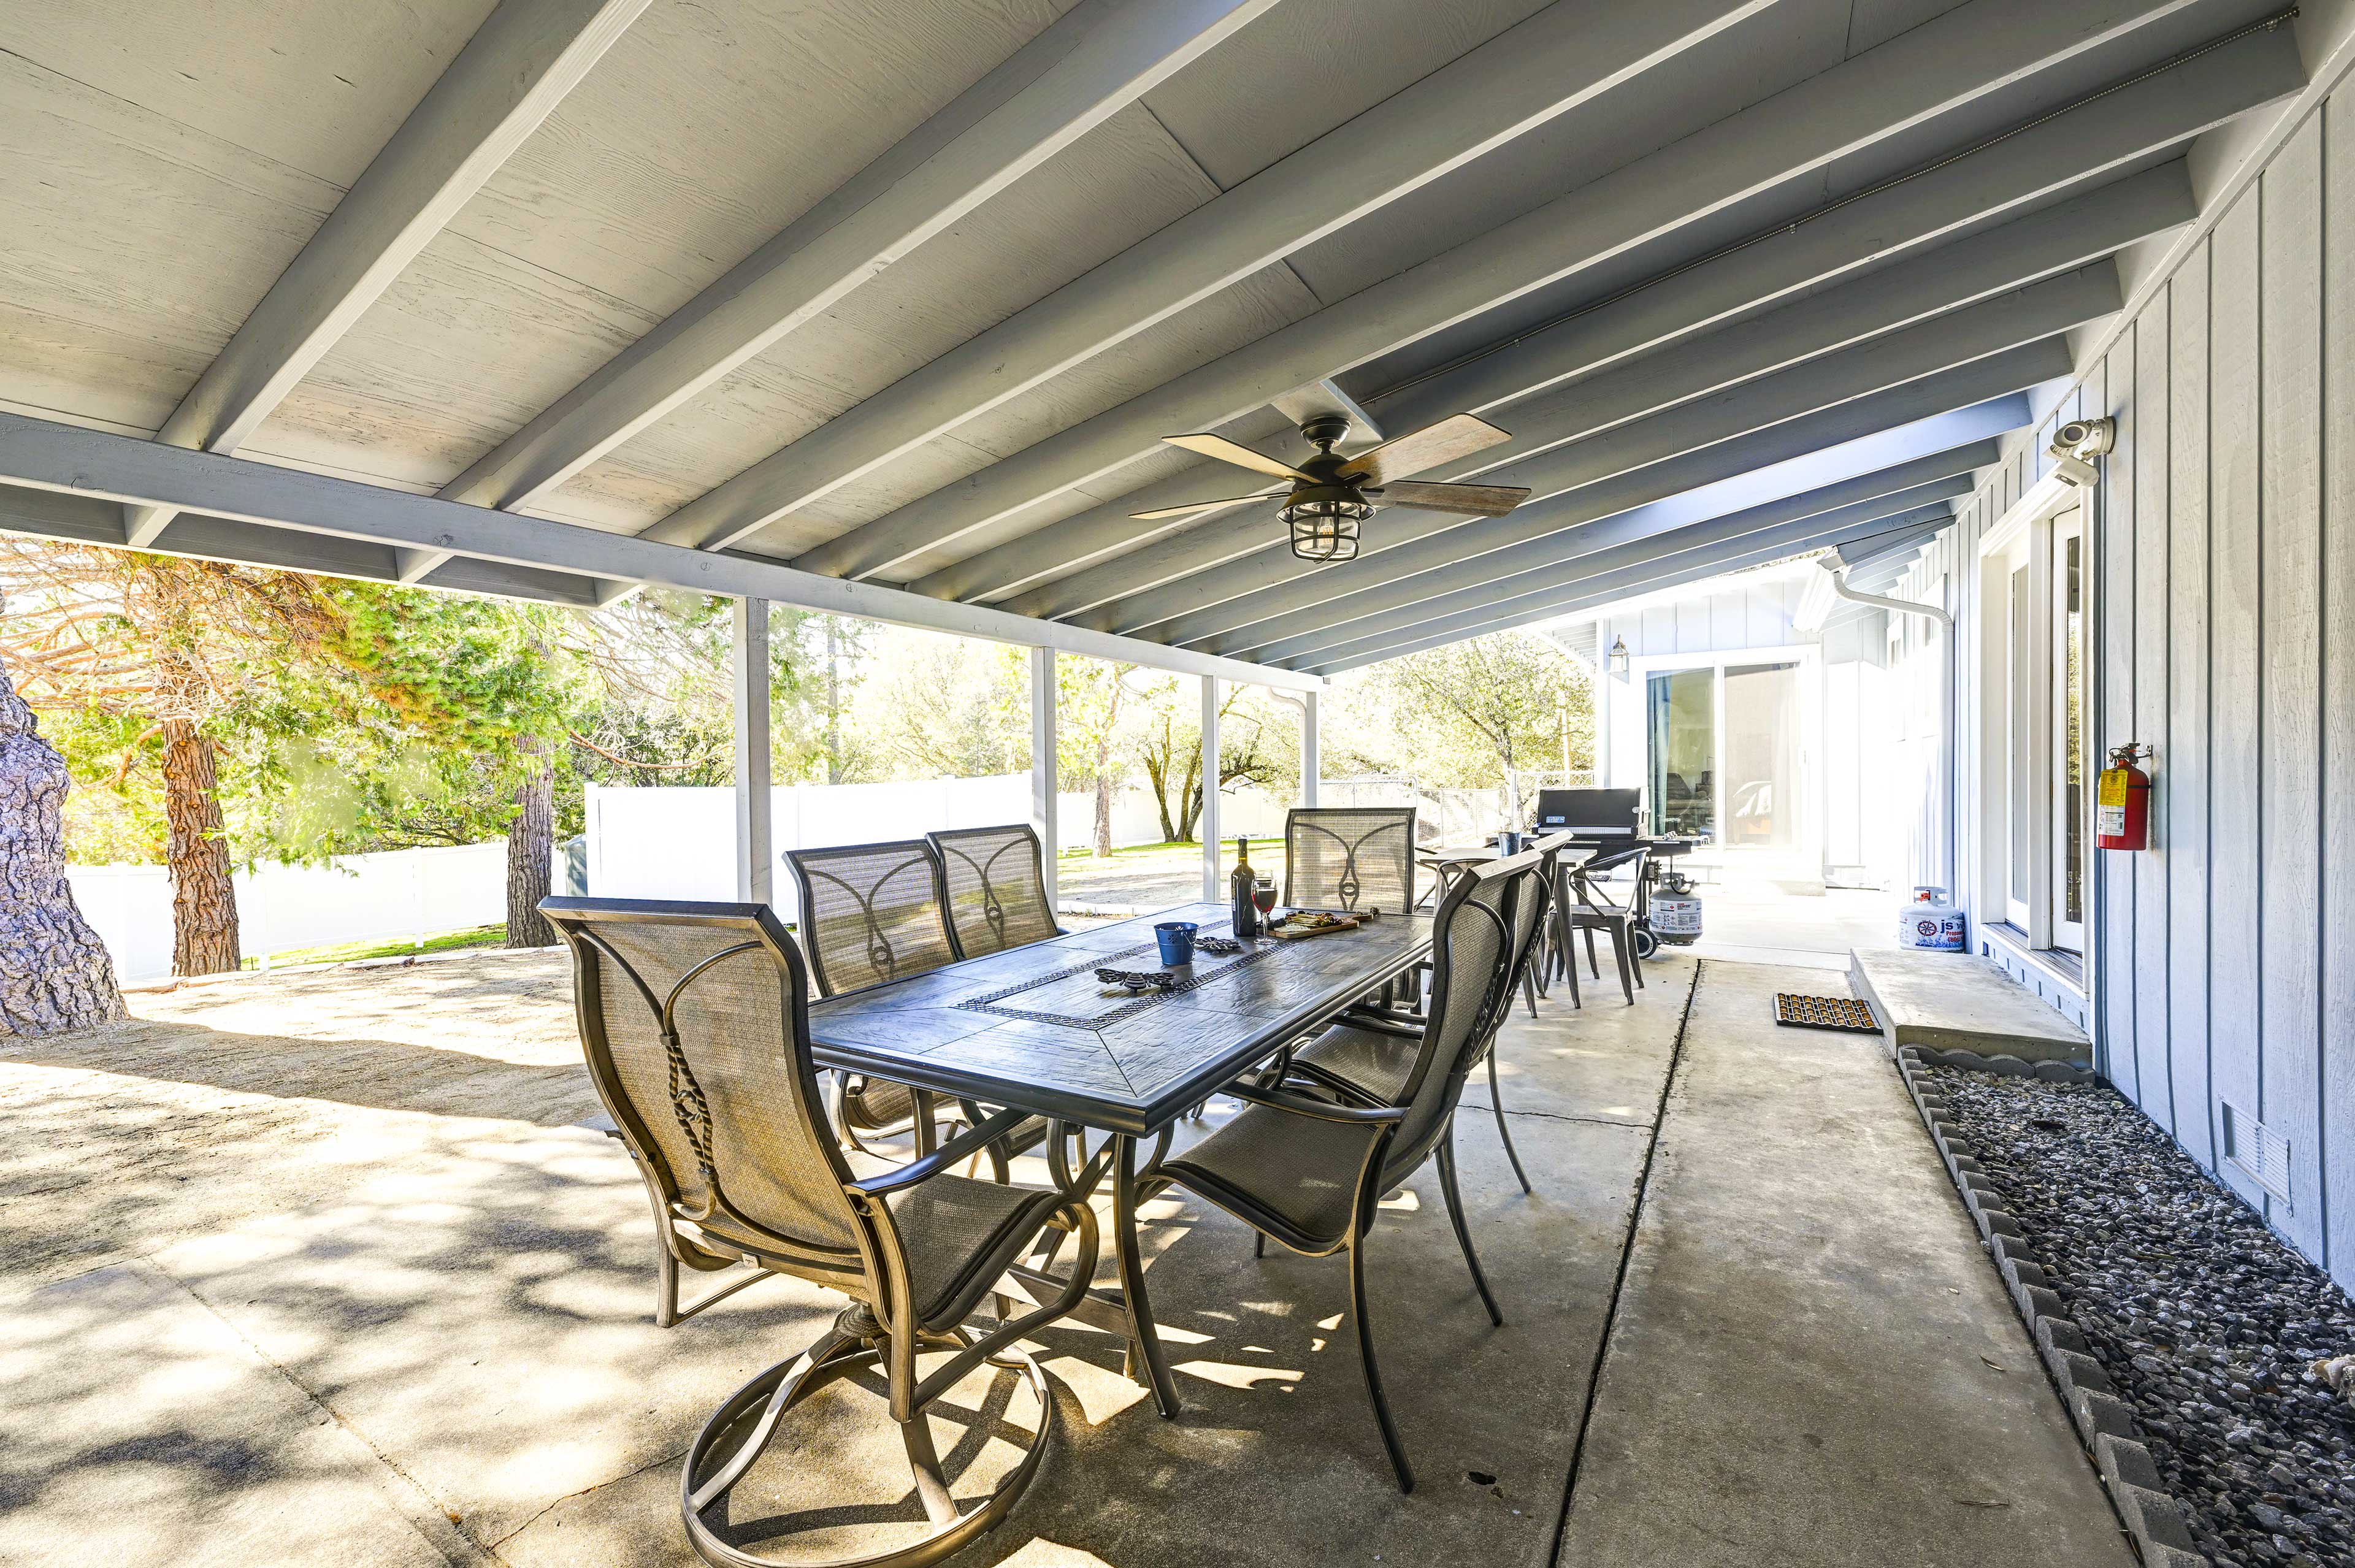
[1283, 806, 1417, 916]
[1156, 852, 1534, 1491]
[539, 897, 1104, 1568]
[786, 840, 964, 1152]
[927, 823, 1063, 958]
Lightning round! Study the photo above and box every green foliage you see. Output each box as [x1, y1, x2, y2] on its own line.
[1327, 630, 1594, 790]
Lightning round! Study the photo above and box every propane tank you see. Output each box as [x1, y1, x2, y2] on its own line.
[1652, 870, 1703, 944]
[1899, 886, 1966, 951]
[2097, 744, 2152, 851]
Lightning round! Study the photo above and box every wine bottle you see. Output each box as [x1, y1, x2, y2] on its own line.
[1228, 835, 1260, 938]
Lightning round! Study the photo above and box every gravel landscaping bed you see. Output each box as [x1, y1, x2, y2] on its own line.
[1924, 1065, 2355, 1568]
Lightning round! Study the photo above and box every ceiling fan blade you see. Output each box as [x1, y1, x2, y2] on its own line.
[1130, 494, 1273, 521]
[1371, 480, 1531, 518]
[1162, 432, 1311, 481]
[1335, 413, 1512, 486]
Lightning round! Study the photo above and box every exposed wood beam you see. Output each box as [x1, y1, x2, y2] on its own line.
[641, 0, 1786, 562]
[1062, 370, 2039, 640]
[1306, 505, 1960, 673]
[951, 69, 2238, 614]
[1079, 304, 2085, 643]
[0, 415, 1318, 692]
[123, 0, 652, 549]
[1236, 447, 1996, 664]
[426, 0, 1279, 528]
[1159, 261, 2121, 650]
[1250, 478, 1975, 666]
[781, 0, 2222, 584]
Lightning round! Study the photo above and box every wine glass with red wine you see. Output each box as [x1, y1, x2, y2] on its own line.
[1252, 878, 1277, 918]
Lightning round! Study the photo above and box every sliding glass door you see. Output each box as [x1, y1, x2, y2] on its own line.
[1645, 660, 1803, 846]
[1647, 669, 1714, 837]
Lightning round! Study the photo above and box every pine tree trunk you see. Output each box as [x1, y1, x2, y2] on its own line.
[0, 666, 128, 1036]
[159, 714, 240, 975]
[505, 738, 555, 947]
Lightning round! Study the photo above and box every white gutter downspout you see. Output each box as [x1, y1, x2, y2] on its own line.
[1821, 560, 1956, 898]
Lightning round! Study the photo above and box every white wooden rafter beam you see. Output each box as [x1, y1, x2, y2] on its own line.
[948, 25, 2285, 616]
[1157, 257, 2127, 652]
[0, 413, 1319, 692]
[1306, 503, 1963, 673]
[642, 0, 1786, 565]
[123, 0, 653, 549]
[402, 0, 1282, 584]
[770, 0, 2226, 586]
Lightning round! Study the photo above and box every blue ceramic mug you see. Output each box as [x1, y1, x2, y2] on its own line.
[1154, 921, 1198, 966]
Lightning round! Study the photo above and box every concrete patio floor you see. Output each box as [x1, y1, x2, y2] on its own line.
[1, 946, 2124, 1567]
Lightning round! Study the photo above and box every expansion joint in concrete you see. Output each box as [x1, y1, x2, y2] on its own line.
[1542, 959, 1706, 1566]
[156, 1260, 503, 1568]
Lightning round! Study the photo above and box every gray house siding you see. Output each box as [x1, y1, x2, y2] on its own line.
[1903, 71, 2354, 1290]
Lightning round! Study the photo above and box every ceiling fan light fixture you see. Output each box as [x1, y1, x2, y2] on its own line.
[1279, 494, 1371, 563]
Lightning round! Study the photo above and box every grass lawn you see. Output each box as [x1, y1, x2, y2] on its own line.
[242, 923, 509, 970]
[1058, 835, 1282, 860]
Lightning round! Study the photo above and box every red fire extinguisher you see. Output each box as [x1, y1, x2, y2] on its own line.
[2097, 743, 2151, 851]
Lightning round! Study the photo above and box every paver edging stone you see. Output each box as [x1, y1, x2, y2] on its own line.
[1892, 1044, 2210, 1568]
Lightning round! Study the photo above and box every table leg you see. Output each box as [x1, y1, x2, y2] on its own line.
[1114, 1133, 1180, 1420]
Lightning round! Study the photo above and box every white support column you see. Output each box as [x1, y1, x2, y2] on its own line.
[1200, 675, 1222, 903]
[1300, 690, 1320, 806]
[1030, 646, 1058, 912]
[732, 598, 773, 905]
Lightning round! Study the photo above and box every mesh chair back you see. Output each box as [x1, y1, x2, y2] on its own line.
[1284, 807, 1416, 914]
[541, 899, 864, 1260]
[928, 824, 1059, 958]
[1382, 856, 1526, 1172]
[786, 840, 958, 997]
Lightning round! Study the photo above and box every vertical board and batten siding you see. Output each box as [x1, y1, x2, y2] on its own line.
[1896, 85, 2351, 1288]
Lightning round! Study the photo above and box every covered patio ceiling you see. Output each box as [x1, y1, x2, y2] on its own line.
[0, 0, 2310, 680]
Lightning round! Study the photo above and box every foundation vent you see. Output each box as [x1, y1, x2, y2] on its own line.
[2221, 1101, 2292, 1207]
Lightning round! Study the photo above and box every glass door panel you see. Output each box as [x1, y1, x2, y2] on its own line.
[2005, 557, 2034, 929]
[1647, 668, 1715, 838]
[1723, 661, 1801, 848]
[2051, 512, 2085, 950]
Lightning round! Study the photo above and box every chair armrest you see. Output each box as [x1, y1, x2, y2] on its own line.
[1338, 1007, 1424, 1038]
[1224, 1080, 1405, 1126]
[848, 1104, 1035, 1196]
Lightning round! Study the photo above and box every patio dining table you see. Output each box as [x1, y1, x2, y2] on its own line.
[806, 899, 1434, 1419]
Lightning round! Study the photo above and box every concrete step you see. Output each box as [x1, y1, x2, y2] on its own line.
[1848, 946, 2090, 1067]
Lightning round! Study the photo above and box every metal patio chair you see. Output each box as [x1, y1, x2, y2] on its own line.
[927, 823, 1063, 958]
[1553, 845, 1648, 1004]
[1156, 851, 1534, 1492]
[539, 897, 1103, 1568]
[786, 839, 964, 1152]
[1284, 806, 1417, 916]
[1310, 835, 1558, 1196]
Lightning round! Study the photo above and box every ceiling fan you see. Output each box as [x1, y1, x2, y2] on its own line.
[1130, 411, 1531, 563]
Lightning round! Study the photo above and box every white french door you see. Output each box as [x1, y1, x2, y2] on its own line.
[2050, 510, 2086, 952]
[1984, 505, 2083, 953]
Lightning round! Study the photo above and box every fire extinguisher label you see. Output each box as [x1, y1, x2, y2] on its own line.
[2098, 770, 2132, 808]
[2098, 804, 2127, 835]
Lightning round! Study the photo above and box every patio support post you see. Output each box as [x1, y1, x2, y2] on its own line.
[732, 597, 773, 906]
[1300, 690, 1319, 806]
[1200, 675, 1221, 902]
[1030, 646, 1058, 911]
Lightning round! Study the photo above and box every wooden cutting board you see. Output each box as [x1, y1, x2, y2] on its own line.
[1268, 914, 1362, 940]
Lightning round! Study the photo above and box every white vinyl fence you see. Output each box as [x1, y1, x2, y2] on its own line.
[587, 775, 1298, 919]
[68, 841, 512, 982]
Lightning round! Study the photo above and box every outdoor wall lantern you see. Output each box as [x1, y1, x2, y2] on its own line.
[1607, 636, 1629, 676]
[1280, 493, 1371, 563]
